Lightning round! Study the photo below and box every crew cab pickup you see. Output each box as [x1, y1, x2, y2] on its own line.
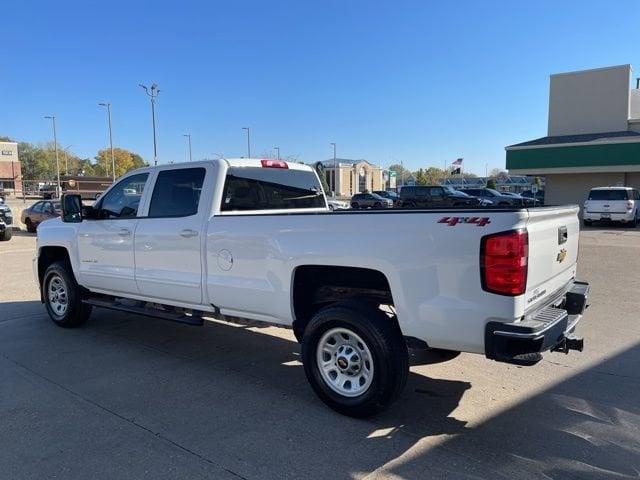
[35, 159, 589, 417]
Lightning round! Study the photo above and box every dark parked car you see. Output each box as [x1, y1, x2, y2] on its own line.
[350, 192, 394, 209]
[373, 190, 400, 206]
[0, 199, 13, 241]
[499, 191, 540, 206]
[522, 189, 545, 204]
[460, 188, 524, 206]
[21, 200, 61, 232]
[399, 185, 482, 208]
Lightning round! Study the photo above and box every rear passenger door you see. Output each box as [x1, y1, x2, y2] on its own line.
[134, 166, 211, 305]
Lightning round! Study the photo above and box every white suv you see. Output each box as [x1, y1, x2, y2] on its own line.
[583, 187, 640, 227]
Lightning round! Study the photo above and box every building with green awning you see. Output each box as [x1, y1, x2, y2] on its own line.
[506, 65, 640, 211]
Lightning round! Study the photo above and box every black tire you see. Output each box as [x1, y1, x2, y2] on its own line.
[301, 301, 409, 418]
[0, 228, 11, 241]
[42, 260, 92, 328]
[374, 202, 382, 208]
[351, 202, 359, 209]
[583, 219, 592, 227]
[631, 212, 638, 228]
[25, 218, 36, 233]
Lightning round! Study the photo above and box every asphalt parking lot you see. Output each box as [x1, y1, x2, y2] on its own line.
[1, 228, 639, 480]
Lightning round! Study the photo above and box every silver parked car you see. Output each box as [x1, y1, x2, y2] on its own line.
[350, 192, 393, 209]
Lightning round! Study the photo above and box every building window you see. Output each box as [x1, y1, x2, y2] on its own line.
[358, 168, 366, 193]
[349, 172, 353, 194]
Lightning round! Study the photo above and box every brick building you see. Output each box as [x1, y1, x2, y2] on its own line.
[0, 141, 22, 194]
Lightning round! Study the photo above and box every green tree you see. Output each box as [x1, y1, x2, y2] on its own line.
[487, 178, 497, 189]
[94, 148, 147, 178]
[313, 161, 331, 194]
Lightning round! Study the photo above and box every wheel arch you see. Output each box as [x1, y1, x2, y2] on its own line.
[291, 265, 396, 342]
[38, 246, 77, 301]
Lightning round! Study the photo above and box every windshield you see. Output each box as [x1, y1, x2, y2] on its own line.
[588, 189, 629, 201]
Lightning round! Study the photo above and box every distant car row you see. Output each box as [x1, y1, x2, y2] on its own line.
[343, 186, 539, 210]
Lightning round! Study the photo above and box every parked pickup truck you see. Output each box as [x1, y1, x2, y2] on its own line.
[34, 159, 589, 417]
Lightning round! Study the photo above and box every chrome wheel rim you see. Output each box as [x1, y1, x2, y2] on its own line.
[47, 274, 68, 317]
[316, 327, 374, 397]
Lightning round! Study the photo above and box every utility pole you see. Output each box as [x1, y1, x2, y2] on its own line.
[99, 102, 116, 180]
[242, 127, 251, 158]
[274, 146, 280, 160]
[330, 142, 336, 196]
[139, 83, 160, 165]
[44, 115, 61, 197]
[62, 145, 72, 175]
[183, 134, 192, 162]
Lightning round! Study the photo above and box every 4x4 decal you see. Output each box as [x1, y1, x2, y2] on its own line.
[438, 216, 491, 227]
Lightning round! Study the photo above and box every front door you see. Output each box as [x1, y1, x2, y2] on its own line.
[77, 173, 149, 294]
[134, 166, 209, 305]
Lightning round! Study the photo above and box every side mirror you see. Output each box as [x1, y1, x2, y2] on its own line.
[61, 194, 83, 223]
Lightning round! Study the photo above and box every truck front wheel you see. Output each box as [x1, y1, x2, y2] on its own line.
[301, 301, 408, 417]
[42, 261, 92, 328]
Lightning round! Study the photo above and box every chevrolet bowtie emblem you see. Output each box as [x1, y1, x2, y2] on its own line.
[556, 249, 567, 263]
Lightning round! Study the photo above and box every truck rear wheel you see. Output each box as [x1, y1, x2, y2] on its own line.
[0, 227, 12, 241]
[301, 301, 408, 417]
[42, 261, 92, 328]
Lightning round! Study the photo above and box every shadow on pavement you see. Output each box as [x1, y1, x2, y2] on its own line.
[2, 300, 637, 479]
[384, 343, 640, 479]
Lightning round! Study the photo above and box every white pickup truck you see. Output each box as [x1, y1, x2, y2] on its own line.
[35, 159, 589, 417]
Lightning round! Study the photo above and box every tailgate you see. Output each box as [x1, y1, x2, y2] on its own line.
[586, 200, 628, 214]
[524, 205, 580, 309]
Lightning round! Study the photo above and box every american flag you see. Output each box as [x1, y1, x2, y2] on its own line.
[452, 158, 463, 166]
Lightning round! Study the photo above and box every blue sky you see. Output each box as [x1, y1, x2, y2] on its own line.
[2, 0, 639, 175]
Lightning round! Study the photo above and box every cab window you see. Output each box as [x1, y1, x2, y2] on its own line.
[148, 168, 206, 217]
[95, 173, 149, 219]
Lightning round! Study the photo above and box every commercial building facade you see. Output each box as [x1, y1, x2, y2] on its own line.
[0, 141, 22, 194]
[506, 65, 640, 209]
[318, 158, 385, 197]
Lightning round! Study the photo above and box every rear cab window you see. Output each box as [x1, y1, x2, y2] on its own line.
[221, 164, 326, 212]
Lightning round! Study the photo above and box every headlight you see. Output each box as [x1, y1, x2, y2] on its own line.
[4, 211, 12, 217]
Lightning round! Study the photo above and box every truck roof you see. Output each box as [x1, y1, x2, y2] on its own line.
[129, 158, 316, 175]
[223, 158, 314, 172]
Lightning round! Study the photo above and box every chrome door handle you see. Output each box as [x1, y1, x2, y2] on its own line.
[118, 228, 131, 237]
[179, 229, 199, 238]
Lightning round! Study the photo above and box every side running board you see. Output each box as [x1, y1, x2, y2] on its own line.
[83, 296, 204, 326]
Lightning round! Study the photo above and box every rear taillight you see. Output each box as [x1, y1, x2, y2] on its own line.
[480, 229, 528, 296]
[626, 200, 633, 210]
[261, 159, 288, 169]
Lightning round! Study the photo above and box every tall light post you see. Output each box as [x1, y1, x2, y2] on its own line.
[242, 127, 251, 158]
[330, 142, 336, 196]
[44, 115, 61, 196]
[62, 145, 72, 175]
[99, 102, 116, 180]
[139, 83, 160, 165]
[183, 134, 192, 162]
[274, 146, 280, 160]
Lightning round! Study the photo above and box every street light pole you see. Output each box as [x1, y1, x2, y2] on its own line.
[62, 145, 72, 175]
[330, 142, 336, 196]
[44, 115, 61, 197]
[99, 102, 116, 180]
[139, 83, 160, 165]
[242, 127, 251, 158]
[274, 146, 280, 160]
[183, 134, 192, 162]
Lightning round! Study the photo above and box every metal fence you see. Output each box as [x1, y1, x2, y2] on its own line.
[1, 177, 114, 201]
